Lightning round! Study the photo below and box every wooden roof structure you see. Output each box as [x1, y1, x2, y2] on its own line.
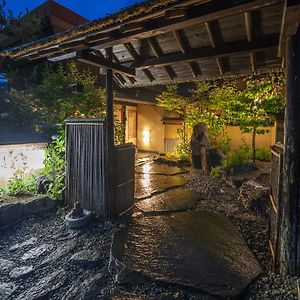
[1, 0, 300, 88]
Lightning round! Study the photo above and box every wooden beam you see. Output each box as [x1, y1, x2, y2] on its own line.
[244, 11, 257, 72]
[78, 50, 136, 77]
[279, 0, 300, 57]
[205, 21, 224, 75]
[14, 0, 281, 61]
[132, 33, 279, 69]
[91, 50, 125, 87]
[147, 37, 176, 80]
[105, 47, 115, 219]
[173, 30, 200, 77]
[124, 42, 155, 82]
[279, 27, 300, 276]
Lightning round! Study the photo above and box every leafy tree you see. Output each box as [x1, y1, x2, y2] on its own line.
[33, 62, 106, 124]
[156, 83, 194, 160]
[207, 74, 285, 161]
[0, 0, 41, 47]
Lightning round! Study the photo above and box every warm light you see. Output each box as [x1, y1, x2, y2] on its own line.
[143, 136, 150, 144]
[142, 129, 151, 144]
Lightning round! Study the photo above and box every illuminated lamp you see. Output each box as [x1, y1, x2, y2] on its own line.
[142, 129, 151, 144]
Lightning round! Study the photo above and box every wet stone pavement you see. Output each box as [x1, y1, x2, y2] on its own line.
[0, 161, 263, 299]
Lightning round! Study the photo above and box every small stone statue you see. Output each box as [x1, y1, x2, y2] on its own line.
[70, 202, 84, 219]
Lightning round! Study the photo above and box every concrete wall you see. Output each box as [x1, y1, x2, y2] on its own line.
[226, 125, 276, 150]
[137, 104, 164, 152]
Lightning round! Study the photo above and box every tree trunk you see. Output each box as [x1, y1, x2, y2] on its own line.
[252, 128, 256, 163]
[279, 28, 300, 275]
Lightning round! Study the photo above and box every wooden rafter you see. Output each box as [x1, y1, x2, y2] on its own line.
[78, 50, 136, 77]
[112, 53, 136, 84]
[205, 21, 224, 75]
[147, 37, 176, 80]
[244, 11, 257, 73]
[173, 30, 200, 77]
[92, 50, 126, 87]
[14, 0, 281, 61]
[124, 42, 155, 82]
[131, 33, 279, 70]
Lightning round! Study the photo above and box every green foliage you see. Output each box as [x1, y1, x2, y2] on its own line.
[223, 143, 251, 169]
[0, 174, 38, 196]
[33, 63, 106, 124]
[211, 166, 222, 178]
[0, 89, 38, 128]
[156, 83, 193, 115]
[187, 111, 226, 143]
[43, 130, 65, 200]
[215, 135, 231, 155]
[157, 84, 192, 161]
[255, 148, 271, 162]
[175, 128, 190, 161]
[0, 0, 41, 46]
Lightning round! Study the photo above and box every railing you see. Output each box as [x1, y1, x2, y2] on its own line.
[269, 143, 284, 271]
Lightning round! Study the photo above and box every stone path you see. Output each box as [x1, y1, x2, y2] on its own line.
[0, 161, 262, 299]
[120, 162, 262, 299]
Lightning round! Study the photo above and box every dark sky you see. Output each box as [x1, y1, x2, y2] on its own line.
[5, 0, 145, 20]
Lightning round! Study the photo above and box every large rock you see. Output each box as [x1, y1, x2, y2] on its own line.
[238, 181, 270, 215]
[136, 162, 188, 176]
[200, 147, 224, 173]
[23, 196, 56, 214]
[135, 174, 187, 200]
[136, 189, 201, 213]
[0, 203, 23, 226]
[111, 211, 261, 299]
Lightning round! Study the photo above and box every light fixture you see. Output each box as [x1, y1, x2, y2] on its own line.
[142, 129, 151, 144]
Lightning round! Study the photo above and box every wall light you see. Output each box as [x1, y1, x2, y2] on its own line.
[142, 129, 151, 144]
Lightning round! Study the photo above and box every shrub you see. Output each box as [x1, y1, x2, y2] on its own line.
[0, 174, 38, 196]
[255, 147, 271, 162]
[175, 128, 190, 161]
[211, 166, 222, 178]
[215, 135, 231, 155]
[42, 130, 65, 200]
[223, 144, 251, 169]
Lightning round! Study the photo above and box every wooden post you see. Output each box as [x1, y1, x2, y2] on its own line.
[279, 27, 300, 275]
[105, 47, 115, 220]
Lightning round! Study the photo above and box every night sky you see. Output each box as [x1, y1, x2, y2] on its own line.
[4, 0, 145, 20]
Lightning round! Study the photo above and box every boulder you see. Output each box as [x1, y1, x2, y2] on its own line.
[0, 203, 23, 226]
[23, 196, 56, 214]
[238, 181, 270, 215]
[200, 147, 225, 173]
[36, 174, 52, 194]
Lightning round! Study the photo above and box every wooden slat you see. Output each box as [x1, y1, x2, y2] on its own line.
[124, 42, 155, 82]
[15, 0, 282, 61]
[173, 30, 200, 77]
[132, 33, 279, 69]
[147, 37, 176, 80]
[205, 21, 224, 75]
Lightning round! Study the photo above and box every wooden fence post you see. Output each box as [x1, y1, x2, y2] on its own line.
[279, 27, 300, 275]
